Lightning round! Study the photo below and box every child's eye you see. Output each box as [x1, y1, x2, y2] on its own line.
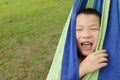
[91, 28, 99, 30]
[76, 29, 83, 31]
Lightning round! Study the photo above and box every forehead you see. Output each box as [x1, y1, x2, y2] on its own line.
[76, 13, 100, 21]
[77, 13, 100, 19]
[76, 14, 100, 27]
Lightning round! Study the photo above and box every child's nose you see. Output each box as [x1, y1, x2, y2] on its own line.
[82, 30, 92, 38]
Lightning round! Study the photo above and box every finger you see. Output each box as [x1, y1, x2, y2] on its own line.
[98, 63, 108, 69]
[94, 50, 107, 55]
[96, 53, 108, 59]
[97, 57, 108, 63]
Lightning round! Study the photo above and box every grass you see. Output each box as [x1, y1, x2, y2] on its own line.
[0, 0, 73, 80]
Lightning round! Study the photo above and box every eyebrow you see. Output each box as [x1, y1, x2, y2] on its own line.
[90, 24, 99, 27]
[76, 25, 84, 28]
[76, 24, 99, 27]
[89, 24, 100, 28]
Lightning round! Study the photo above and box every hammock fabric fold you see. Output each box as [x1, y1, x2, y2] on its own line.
[46, 0, 120, 80]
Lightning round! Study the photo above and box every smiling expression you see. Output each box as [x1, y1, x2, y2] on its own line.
[76, 14, 100, 56]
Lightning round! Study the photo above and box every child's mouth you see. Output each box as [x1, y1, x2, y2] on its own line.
[80, 41, 93, 51]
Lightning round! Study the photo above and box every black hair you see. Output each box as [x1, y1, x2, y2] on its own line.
[77, 8, 101, 20]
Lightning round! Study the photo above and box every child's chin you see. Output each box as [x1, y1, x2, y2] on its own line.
[82, 51, 93, 56]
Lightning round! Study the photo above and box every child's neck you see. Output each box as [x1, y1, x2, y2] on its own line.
[78, 56, 86, 64]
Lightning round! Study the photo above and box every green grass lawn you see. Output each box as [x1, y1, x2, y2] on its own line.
[0, 0, 73, 80]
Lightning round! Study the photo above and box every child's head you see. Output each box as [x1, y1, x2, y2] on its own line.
[76, 8, 101, 57]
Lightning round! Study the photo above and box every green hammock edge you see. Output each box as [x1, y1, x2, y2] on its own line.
[83, 0, 110, 80]
[46, 9, 72, 80]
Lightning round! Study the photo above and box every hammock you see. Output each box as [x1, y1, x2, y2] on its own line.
[46, 0, 120, 80]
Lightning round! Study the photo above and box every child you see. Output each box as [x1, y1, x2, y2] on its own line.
[76, 8, 108, 79]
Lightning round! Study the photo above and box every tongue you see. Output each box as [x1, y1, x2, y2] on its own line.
[81, 44, 92, 51]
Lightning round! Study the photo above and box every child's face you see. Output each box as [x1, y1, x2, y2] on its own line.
[76, 14, 100, 56]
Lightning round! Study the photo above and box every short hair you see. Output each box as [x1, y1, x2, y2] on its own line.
[77, 8, 101, 20]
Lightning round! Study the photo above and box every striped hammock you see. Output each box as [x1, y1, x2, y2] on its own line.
[46, 0, 120, 80]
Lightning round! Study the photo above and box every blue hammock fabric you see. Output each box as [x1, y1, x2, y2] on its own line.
[61, 0, 79, 80]
[61, 0, 120, 80]
[46, 0, 120, 80]
[99, 0, 120, 79]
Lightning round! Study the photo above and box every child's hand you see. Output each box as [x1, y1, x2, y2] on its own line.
[79, 50, 108, 77]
